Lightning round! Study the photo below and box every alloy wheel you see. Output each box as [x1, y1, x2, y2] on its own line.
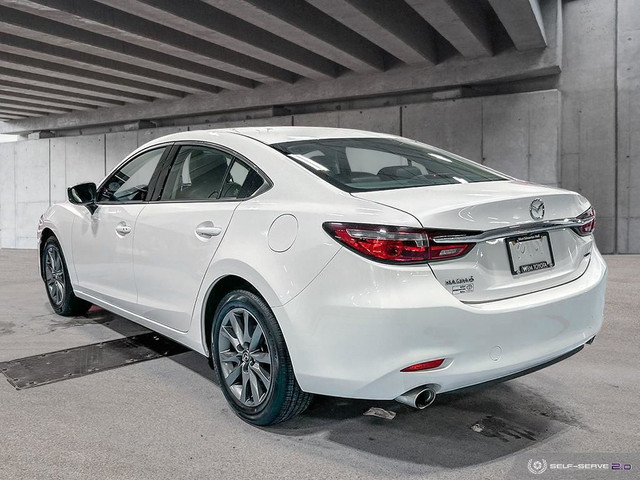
[44, 246, 65, 306]
[217, 307, 273, 407]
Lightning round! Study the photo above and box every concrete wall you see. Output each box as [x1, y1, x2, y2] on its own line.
[402, 91, 560, 186]
[0, 0, 637, 253]
[617, 0, 640, 253]
[0, 91, 558, 249]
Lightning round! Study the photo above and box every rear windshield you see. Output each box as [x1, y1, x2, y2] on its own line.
[272, 137, 507, 192]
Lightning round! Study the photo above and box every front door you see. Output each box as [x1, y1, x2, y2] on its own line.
[72, 146, 168, 311]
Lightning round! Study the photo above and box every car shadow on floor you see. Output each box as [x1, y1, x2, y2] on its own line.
[89, 309, 583, 469]
[266, 385, 583, 468]
[170, 347, 582, 468]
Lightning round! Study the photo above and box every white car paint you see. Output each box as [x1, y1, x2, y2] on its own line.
[38, 127, 606, 401]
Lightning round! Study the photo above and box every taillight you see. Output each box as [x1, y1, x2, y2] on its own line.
[574, 207, 596, 236]
[323, 222, 474, 264]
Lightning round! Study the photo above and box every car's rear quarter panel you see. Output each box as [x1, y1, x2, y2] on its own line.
[275, 246, 606, 399]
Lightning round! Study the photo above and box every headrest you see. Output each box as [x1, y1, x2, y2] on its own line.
[377, 165, 422, 179]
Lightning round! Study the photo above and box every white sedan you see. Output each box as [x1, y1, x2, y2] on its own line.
[37, 127, 606, 425]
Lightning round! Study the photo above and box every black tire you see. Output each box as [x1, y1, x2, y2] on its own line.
[42, 236, 92, 317]
[211, 290, 312, 426]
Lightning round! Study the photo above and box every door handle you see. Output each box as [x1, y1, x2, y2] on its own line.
[115, 223, 132, 236]
[195, 222, 222, 238]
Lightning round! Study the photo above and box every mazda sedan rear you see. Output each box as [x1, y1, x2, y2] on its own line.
[38, 127, 606, 425]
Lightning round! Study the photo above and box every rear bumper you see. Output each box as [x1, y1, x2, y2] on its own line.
[274, 247, 607, 399]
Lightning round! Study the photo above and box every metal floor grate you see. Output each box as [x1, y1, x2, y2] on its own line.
[0, 333, 190, 390]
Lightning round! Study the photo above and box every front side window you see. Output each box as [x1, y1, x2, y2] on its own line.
[160, 146, 265, 201]
[98, 147, 165, 202]
[273, 138, 507, 192]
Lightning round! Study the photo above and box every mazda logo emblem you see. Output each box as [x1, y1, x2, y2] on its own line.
[530, 199, 545, 220]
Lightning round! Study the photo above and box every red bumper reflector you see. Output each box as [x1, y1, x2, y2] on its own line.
[401, 359, 445, 372]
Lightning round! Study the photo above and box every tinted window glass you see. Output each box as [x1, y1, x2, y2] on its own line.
[220, 160, 265, 199]
[161, 146, 232, 201]
[98, 148, 165, 202]
[273, 138, 507, 192]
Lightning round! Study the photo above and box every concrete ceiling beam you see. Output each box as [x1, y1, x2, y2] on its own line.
[487, 0, 547, 50]
[0, 67, 151, 104]
[306, 0, 438, 65]
[0, 80, 124, 108]
[207, 0, 387, 72]
[405, 0, 493, 57]
[0, 113, 29, 120]
[0, 107, 48, 118]
[0, 86, 107, 109]
[3, 0, 294, 84]
[0, 5, 255, 90]
[0, 98, 70, 114]
[0, 51, 185, 100]
[0, 32, 220, 95]
[96, 0, 339, 80]
[0, 91, 98, 111]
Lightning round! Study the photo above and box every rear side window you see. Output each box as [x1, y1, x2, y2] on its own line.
[161, 145, 232, 201]
[273, 138, 507, 192]
[219, 160, 265, 199]
[160, 145, 265, 201]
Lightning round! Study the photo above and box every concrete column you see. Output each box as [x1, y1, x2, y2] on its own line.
[560, 0, 616, 253]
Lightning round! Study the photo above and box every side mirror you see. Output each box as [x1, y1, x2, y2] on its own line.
[68, 182, 98, 213]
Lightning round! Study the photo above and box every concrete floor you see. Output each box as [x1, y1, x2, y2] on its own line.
[0, 249, 638, 480]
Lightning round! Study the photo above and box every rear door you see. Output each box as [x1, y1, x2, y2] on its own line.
[132, 144, 267, 332]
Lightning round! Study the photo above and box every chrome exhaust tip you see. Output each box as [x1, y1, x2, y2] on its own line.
[395, 385, 437, 409]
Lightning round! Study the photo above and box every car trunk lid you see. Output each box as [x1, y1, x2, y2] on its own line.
[352, 180, 595, 302]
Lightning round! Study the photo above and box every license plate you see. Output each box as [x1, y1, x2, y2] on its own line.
[506, 232, 555, 275]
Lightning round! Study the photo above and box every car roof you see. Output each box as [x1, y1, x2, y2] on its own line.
[222, 126, 397, 145]
[146, 126, 398, 148]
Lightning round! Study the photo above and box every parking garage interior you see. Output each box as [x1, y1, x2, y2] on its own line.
[0, 0, 639, 478]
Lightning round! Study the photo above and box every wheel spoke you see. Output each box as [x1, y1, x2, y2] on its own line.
[251, 352, 271, 365]
[224, 364, 242, 386]
[219, 349, 240, 364]
[47, 251, 55, 271]
[242, 310, 251, 344]
[248, 369, 261, 404]
[45, 257, 53, 276]
[221, 325, 242, 352]
[230, 312, 244, 347]
[240, 369, 250, 404]
[250, 363, 271, 391]
[249, 326, 263, 352]
[55, 279, 65, 297]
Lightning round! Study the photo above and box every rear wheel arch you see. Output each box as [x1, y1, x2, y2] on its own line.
[202, 275, 264, 357]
